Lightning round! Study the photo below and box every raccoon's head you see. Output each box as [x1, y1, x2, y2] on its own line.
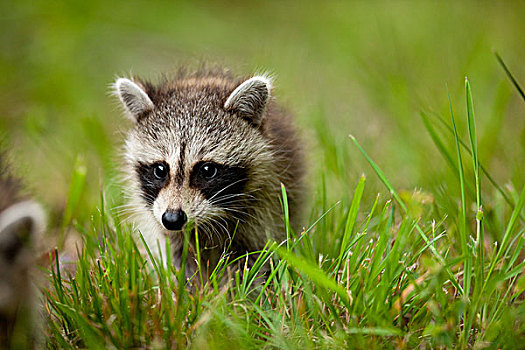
[115, 72, 276, 239]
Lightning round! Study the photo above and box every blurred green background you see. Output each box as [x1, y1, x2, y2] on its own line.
[1, 0, 524, 224]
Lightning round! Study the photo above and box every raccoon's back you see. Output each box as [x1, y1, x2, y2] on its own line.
[0, 157, 22, 212]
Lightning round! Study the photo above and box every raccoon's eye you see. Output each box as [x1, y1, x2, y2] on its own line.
[200, 163, 218, 179]
[153, 163, 168, 180]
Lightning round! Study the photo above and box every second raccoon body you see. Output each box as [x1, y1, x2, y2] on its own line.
[114, 68, 304, 277]
[0, 154, 45, 347]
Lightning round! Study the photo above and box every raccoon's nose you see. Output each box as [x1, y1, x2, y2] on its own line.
[161, 209, 187, 231]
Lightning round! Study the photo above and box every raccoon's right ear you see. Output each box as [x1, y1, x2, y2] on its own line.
[0, 200, 45, 264]
[114, 78, 155, 122]
[224, 76, 272, 127]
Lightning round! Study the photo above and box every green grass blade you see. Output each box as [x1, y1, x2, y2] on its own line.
[60, 155, 87, 244]
[495, 51, 525, 102]
[348, 135, 406, 212]
[447, 87, 472, 300]
[484, 183, 525, 288]
[349, 134, 462, 293]
[465, 78, 486, 344]
[277, 247, 351, 308]
[465, 81, 482, 236]
[337, 174, 366, 266]
[420, 111, 459, 175]
[345, 327, 403, 336]
[465, 78, 479, 185]
[430, 112, 520, 220]
[448, 87, 468, 248]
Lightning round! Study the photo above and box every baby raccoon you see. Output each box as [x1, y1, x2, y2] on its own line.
[114, 68, 304, 277]
[0, 154, 45, 347]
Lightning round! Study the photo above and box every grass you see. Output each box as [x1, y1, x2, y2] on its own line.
[1, 1, 524, 348]
[40, 74, 525, 348]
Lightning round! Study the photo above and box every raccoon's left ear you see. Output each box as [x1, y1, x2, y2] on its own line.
[114, 78, 155, 123]
[224, 76, 271, 127]
[0, 200, 45, 264]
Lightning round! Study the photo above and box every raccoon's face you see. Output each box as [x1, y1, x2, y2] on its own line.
[115, 74, 274, 236]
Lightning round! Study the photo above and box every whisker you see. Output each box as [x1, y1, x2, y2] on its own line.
[207, 179, 251, 202]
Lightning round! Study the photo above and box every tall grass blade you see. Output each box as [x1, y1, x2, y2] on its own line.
[337, 174, 365, 268]
[463, 78, 487, 345]
[465, 78, 486, 300]
[447, 87, 472, 300]
[349, 134, 462, 293]
[280, 183, 294, 250]
[429, 112, 518, 216]
[60, 155, 87, 244]
[484, 183, 525, 288]
[420, 111, 459, 175]
[495, 51, 525, 102]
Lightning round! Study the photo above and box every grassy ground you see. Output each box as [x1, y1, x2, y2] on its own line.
[1, 0, 525, 348]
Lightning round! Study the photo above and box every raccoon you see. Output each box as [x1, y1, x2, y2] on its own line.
[0, 154, 45, 347]
[114, 68, 304, 278]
